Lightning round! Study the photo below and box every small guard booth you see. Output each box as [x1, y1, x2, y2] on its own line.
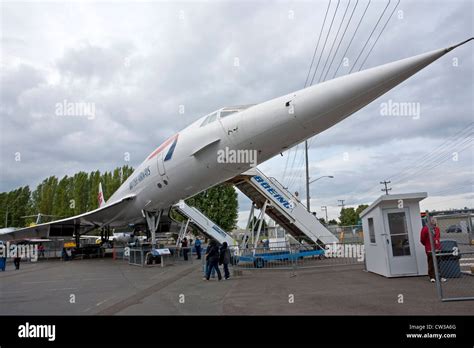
[360, 192, 428, 277]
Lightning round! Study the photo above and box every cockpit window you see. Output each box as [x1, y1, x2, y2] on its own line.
[199, 105, 255, 127]
[200, 111, 218, 127]
[219, 110, 237, 118]
[208, 111, 218, 123]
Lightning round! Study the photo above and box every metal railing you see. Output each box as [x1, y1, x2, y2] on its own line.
[426, 211, 474, 302]
[128, 246, 195, 267]
[112, 246, 129, 261]
[231, 241, 364, 270]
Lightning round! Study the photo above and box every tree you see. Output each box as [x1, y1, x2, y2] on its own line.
[186, 184, 238, 231]
[72, 172, 89, 214]
[339, 207, 358, 226]
[0, 165, 241, 232]
[355, 204, 369, 217]
[88, 171, 102, 210]
[53, 175, 74, 219]
[1, 186, 31, 227]
[338, 204, 369, 226]
[30, 176, 58, 218]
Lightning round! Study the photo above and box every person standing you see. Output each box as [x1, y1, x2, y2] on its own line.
[13, 255, 21, 270]
[0, 254, 6, 271]
[219, 242, 231, 280]
[38, 243, 45, 259]
[195, 237, 202, 260]
[420, 217, 446, 283]
[181, 237, 189, 261]
[263, 239, 270, 250]
[205, 240, 222, 281]
[203, 242, 216, 279]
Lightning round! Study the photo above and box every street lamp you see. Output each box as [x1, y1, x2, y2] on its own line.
[309, 175, 334, 185]
[306, 175, 334, 212]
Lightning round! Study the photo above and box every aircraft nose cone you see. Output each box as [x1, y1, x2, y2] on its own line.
[295, 47, 450, 133]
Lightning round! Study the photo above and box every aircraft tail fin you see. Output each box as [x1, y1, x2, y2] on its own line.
[98, 182, 106, 208]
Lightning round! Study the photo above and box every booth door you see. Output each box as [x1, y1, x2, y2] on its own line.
[383, 208, 418, 275]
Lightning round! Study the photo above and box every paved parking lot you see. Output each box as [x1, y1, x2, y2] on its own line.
[0, 258, 472, 315]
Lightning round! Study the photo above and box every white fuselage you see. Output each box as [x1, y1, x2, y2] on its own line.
[103, 45, 455, 227]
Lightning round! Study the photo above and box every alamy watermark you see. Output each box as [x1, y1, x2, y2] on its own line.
[0, 242, 38, 262]
[55, 99, 96, 120]
[380, 99, 420, 120]
[217, 146, 257, 167]
[324, 243, 365, 262]
[18, 322, 55, 341]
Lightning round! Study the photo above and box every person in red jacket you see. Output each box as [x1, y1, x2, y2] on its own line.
[420, 217, 446, 283]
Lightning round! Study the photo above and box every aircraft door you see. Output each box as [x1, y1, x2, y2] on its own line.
[157, 151, 166, 176]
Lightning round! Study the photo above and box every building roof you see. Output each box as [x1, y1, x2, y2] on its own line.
[360, 192, 427, 218]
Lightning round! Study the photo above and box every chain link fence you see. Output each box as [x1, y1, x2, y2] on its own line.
[426, 211, 474, 301]
[327, 225, 364, 244]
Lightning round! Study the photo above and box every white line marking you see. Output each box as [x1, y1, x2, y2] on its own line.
[23, 280, 63, 284]
[96, 297, 115, 306]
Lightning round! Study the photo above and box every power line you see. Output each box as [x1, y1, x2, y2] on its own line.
[430, 183, 474, 196]
[391, 134, 473, 186]
[321, 0, 360, 82]
[357, 0, 400, 71]
[349, 0, 391, 74]
[387, 123, 473, 183]
[344, 128, 473, 205]
[308, 0, 368, 149]
[316, 0, 352, 84]
[283, 0, 332, 185]
[304, 0, 332, 88]
[355, 123, 474, 197]
[332, 0, 371, 79]
[309, 0, 341, 86]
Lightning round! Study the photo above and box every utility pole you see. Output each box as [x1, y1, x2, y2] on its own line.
[305, 140, 310, 212]
[380, 180, 392, 195]
[338, 200, 345, 210]
[321, 206, 328, 223]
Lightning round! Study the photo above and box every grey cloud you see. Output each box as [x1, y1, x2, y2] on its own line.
[0, 0, 472, 217]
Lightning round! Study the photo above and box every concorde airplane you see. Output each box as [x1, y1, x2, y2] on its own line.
[3, 38, 472, 242]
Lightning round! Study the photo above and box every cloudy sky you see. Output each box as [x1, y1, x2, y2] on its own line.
[1, 0, 473, 227]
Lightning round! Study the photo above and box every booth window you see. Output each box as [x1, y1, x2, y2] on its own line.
[368, 217, 376, 243]
[387, 212, 411, 256]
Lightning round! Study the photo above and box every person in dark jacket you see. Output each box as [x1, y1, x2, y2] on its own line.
[219, 242, 231, 280]
[181, 237, 189, 261]
[205, 240, 222, 281]
[420, 217, 446, 283]
[13, 256, 21, 270]
[203, 243, 216, 278]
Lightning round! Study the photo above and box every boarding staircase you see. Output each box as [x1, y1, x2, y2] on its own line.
[172, 200, 236, 246]
[227, 168, 338, 247]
